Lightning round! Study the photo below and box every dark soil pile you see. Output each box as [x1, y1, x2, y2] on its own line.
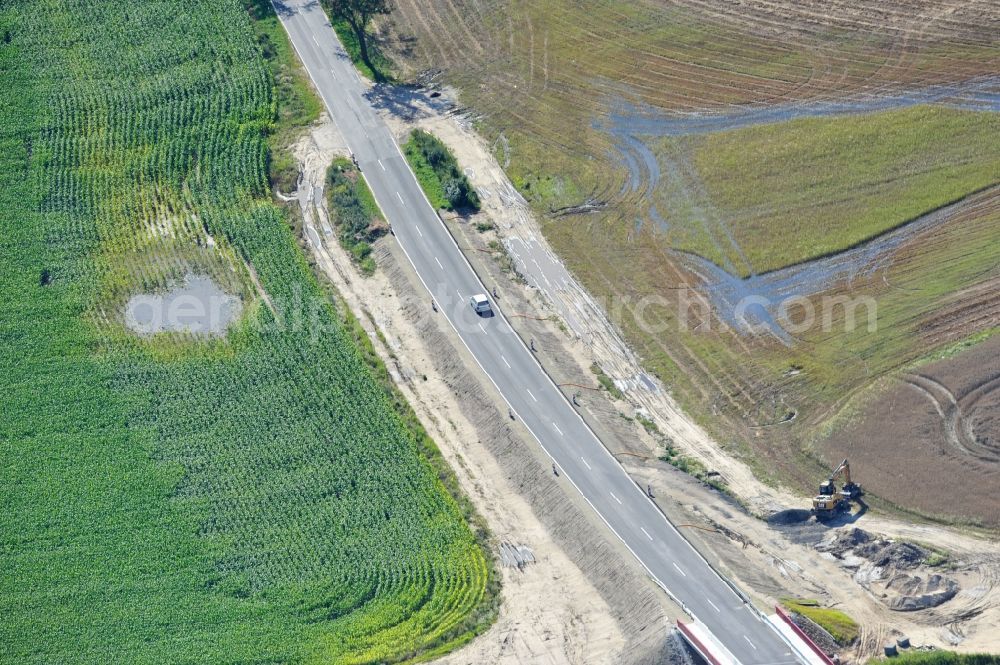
[854, 540, 926, 569]
[815, 527, 960, 611]
[885, 574, 960, 611]
[816, 527, 872, 554]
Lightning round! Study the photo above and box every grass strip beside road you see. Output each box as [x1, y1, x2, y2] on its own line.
[329, 16, 395, 82]
[869, 653, 1000, 665]
[246, 0, 322, 194]
[781, 598, 859, 645]
[326, 157, 387, 275]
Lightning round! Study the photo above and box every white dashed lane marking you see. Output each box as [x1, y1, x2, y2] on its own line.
[743, 636, 757, 651]
[552, 422, 563, 436]
[640, 527, 653, 540]
[526, 389, 537, 402]
[672, 562, 686, 577]
[501, 356, 511, 368]
[396, 191, 404, 203]
[581, 457, 591, 470]
[707, 599, 720, 613]
[610, 492, 622, 505]
[434, 256, 443, 269]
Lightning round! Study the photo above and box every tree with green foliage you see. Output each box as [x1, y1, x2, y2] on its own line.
[325, 0, 391, 76]
[404, 129, 481, 211]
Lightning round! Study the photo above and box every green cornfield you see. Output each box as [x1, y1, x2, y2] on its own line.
[0, 1, 492, 663]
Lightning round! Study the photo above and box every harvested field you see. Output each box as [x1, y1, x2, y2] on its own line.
[386, 0, 1000, 208]
[383, 0, 1000, 520]
[820, 334, 1000, 527]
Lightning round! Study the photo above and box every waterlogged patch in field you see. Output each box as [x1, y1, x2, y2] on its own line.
[0, 1, 492, 663]
[686, 105, 1000, 275]
[124, 274, 242, 336]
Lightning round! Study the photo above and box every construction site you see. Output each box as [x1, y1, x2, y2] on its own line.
[4, 1, 997, 664]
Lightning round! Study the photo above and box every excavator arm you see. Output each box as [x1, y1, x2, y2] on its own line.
[828, 459, 851, 486]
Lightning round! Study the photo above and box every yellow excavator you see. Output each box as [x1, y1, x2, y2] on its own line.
[812, 459, 863, 518]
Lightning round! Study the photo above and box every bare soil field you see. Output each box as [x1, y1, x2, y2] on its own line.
[821, 334, 1000, 527]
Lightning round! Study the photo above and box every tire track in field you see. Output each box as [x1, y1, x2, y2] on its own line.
[902, 371, 1000, 462]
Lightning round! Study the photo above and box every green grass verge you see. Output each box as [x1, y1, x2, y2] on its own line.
[407, 139, 450, 209]
[658, 443, 727, 493]
[326, 157, 386, 275]
[403, 129, 481, 212]
[869, 652, 1000, 665]
[590, 362, 624, 400]
[681, 105, 1000, 275]
[781, 599, 859, 645]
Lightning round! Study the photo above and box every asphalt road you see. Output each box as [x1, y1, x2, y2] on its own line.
[275, 2, 801, 662]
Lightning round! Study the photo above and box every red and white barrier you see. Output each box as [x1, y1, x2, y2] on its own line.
[677, 619, 742, 665]
[768, 606, 835, 665]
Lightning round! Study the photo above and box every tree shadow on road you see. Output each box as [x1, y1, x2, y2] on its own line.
[363, 83, 454, 122]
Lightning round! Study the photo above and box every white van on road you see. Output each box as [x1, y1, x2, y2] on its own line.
[470, 293, 492, 316]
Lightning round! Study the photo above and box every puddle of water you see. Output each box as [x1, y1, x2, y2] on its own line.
[124, 275, 242, 336]
[680, 194, 979, 342]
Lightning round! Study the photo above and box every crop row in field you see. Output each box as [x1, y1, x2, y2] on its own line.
[0, 1, 492, 662]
